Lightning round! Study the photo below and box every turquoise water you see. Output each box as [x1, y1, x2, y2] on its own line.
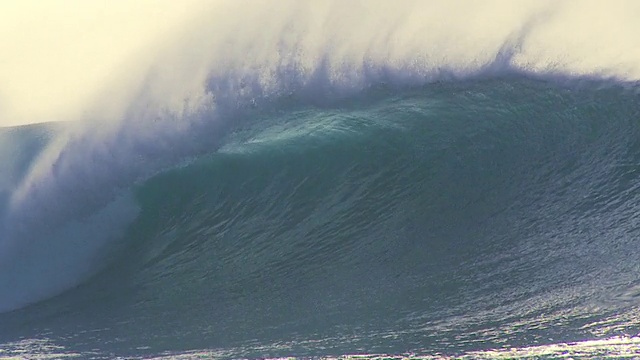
[1, 78, 640, 358]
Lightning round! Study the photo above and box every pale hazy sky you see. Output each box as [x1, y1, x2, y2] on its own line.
[0, 1, 206, 126]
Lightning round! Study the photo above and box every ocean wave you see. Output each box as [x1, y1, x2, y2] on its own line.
[0, 78, 639, 359]
[1, 0, 640, 342]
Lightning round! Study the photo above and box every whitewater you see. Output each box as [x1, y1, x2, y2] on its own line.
[1, 1, 640, 358]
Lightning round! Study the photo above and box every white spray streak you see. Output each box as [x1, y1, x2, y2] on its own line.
[2, 0, 639, 126]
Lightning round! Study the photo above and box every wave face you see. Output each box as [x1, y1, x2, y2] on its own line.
[2, 1, 640, 358]
[1, 78, 640, 359]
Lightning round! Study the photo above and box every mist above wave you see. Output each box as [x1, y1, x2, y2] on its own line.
[2, 0, 639, 127]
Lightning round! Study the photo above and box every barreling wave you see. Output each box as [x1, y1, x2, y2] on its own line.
[1, 78, 640, 359]
[1, 1, 640, 357]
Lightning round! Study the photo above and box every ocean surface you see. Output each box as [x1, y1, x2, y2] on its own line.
[2, 2, 640, 359]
